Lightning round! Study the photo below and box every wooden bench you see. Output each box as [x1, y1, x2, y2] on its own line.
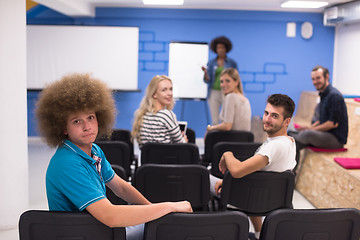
[293, 92, 360, 209]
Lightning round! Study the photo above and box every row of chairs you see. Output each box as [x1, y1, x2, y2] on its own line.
[97, 128, 196, 162]
[20, 129, 360, 239]
[19, 208, 360, 240]
[107, 163, 295, 214]
[96, 129, 258, 180]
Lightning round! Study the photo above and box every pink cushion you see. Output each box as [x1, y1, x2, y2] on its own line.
[293, 123, 301, 130]
[334, 157, 360, 169]
[307, 146, 348, 152]
[355, 98, 360, 102]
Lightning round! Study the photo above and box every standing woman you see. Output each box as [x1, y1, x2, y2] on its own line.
[132, 75, 186, 148]
[206, 68, 251, 133]
[202, 36, 238, 125]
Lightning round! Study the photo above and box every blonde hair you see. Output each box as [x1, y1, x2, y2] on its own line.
[220, 68, 244, 94]
[36, 73, 116, 147]
[132, 75, 174, 143]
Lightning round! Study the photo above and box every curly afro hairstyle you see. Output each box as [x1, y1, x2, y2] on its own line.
[210, 36, 233, 53]
[36, 73, 116, 147]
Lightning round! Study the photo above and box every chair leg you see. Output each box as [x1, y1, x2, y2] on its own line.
[210, 196, 220, 211]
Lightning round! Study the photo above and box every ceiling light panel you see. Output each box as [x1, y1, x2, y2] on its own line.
[281, 1, 328, 8]
[143, 0, 184, 5]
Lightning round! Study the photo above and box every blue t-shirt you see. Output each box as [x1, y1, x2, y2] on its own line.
[46, 140, 115, 211]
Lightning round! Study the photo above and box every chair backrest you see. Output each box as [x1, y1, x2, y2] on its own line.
[144, 211, 249, 240]
[260, 208, 360, 240]
[106, 165, 127, 205]
[19, 210, 126, 240]
[94, 141, 131, 179]
[211, 142, 262, 178]
[140, 142, 200, 165]
[134, 164, 210, 210]
[185, 127, 196, 144]
[110, 129, 135, 157]
[220, 170, 295, 215]
[203, 130, 254, 163]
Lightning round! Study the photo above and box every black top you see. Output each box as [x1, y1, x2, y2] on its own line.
[319, 84, 348, 144]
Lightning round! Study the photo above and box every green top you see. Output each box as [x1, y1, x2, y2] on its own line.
[212, 66, 224, 90]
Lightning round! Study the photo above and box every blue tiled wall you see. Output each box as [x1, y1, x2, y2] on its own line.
[27, 6, 335, 137]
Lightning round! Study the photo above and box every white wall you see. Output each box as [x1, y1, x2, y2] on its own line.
[0, 0, 29, 229]
[333, 22, 360, 95]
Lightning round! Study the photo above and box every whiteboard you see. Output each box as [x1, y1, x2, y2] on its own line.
[169, 42, 209, 99]
[333, 23, 360, 95]
[27, 25, 139, 90]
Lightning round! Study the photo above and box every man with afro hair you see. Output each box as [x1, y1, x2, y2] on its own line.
[36, 73, 192, 240]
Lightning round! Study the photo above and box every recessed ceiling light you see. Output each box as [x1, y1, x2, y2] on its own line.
[281, 1, 328, 8]
[143, 0, 184, 5]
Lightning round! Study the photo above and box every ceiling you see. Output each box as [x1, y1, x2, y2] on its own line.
[34, 0, 353, 17]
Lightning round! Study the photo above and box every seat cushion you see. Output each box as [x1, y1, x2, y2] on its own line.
[307, 146, 348, 152]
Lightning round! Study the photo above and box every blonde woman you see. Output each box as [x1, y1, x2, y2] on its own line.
[132, 75, 186, 148]
[206, 68, 251, 133]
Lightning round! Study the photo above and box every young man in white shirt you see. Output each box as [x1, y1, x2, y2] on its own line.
[212, 94, 296, 240]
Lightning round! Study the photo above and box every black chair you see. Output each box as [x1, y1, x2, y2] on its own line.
[260, 208, 360, 240]
[106, 165, 128, 205]
[185, 127, 196, 144]
[134, 164, 210, 211]
[219, 170, 295, 215]
[144, 211, 249, 240]
[19, 210, 126, 240]
[98, 128, 137, 164]
[140, 142, 200, 165]
[94, 141, 132, 180]
[110, 129, 135, 158]
[202, 130, 254, 164]
[211, 142, 262, 178]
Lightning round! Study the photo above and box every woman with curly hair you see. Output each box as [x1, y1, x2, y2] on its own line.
[36, 73, 192, 240]
[132, 75, 187, 148]
[202, 36, 238, 125]
[206, 68, 251, 133]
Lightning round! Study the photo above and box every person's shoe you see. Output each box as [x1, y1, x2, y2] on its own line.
[248, 232, 259, 240]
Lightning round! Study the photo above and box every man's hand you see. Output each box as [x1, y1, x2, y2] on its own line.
[170, 201, 193, 213]
[214, 179, 223, 195]
[219, 151, 234, 174]
[297, 125, 310, 131]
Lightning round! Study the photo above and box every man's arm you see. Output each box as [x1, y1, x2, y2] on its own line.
[214, 152, 269, 194]
[219, 152, 269, 178]
[311, 120, 338, 131]
[106, 174, 150, 205]
[298, 120, 338, 132]
[89, 175, 192, 228]
[86, 198, 192, 228]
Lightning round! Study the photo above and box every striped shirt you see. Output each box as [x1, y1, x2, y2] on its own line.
[139, 109, 185, 148]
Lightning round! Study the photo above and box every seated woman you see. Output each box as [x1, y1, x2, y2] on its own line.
[206, 68, 251, 133]
[132, 75, 187, 148]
